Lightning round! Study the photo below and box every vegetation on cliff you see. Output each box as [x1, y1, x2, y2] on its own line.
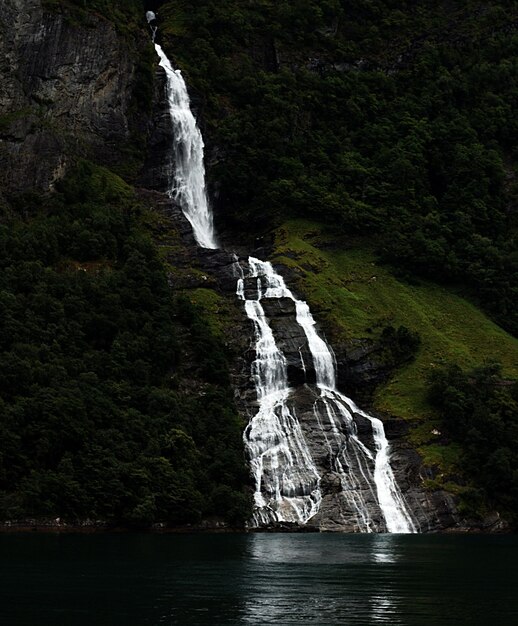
[155, 0, 518, 520]
[270, 220, 518, 419]
[159, 0, 518, 337]
[0, 163, 250, 526]
[2, 0, 517, 526]
[429, 364, 518, 524]
[42, 0, 144, 30]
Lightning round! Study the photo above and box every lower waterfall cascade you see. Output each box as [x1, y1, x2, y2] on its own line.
[237, 259, 417, 533]
[153, 23, 418, 533]
[236, 264, 322, 526]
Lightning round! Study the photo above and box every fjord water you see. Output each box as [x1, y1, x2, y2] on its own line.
[1, 533, 517, 625]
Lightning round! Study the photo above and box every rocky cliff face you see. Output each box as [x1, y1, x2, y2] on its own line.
[2, 1, 505, 532]
[139, 60, 175, 193]
[0, 0, 144, 196]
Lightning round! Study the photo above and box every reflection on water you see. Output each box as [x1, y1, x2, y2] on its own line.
[242, 534, 403, 624]
[369, 535, 398, 623]
[0, 533, 517, 625]
[371, 534, 398, 563]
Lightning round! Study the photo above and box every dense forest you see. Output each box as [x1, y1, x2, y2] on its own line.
[429, 364, 518, 524]
[0, 163, 250, 525]
[0, 0, 517, 527]
[157, 0, 518, 336]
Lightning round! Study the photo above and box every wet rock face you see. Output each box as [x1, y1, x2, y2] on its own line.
[139, 67, 174, 192]
[217, 257, 457, 532]
[0, 0, 140, 194]
[261, 297, 317, 386]
[235, 287, 318, 386]
[336, 338, 395, 405]
[250, 381, 459, 533]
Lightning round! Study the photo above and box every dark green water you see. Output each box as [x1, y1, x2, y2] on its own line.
[1, 533, 517, 625]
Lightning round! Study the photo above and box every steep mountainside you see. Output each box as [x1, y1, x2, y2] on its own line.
[0, 0, 516, 530]
[1, 0, 148, 193]
[155, 0, 518, 527]
[156, 0, 518, 330]
[0, 0, 250, 528]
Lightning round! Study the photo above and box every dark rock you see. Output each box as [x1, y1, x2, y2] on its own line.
[261, 297, 297, 318]
[1, 0, 147, 196]
[383, 419, 411, 439]
[139, 66, 174, 191]
[335, 338, 394, 404]
[351, 411, 374, 438]
[197, 248, 243, 293]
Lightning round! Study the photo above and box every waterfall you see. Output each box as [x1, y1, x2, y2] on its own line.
[239, 259, 417, 534]
[236, 266, 322, 525]
[153, 33, 416, 533]
[155, 44, 218, 250]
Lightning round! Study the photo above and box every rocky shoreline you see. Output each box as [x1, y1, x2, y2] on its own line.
[1, 515, 509, 534]
[0, 519, 243, 534]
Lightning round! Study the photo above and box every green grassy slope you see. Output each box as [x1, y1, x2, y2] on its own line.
[272, 219, 518, 421]
[271, 219, 518, 496]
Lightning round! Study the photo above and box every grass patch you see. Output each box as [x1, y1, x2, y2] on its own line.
[182, 288, 236, 340]
[419, 443, 463, 474]
[271, 219, 518, 420]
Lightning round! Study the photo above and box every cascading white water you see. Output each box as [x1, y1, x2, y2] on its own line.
[236, 268, 322, 525]
[155, 44, 218, 249]
[240, 258, 417, 534]
[152, 26, 416, 533]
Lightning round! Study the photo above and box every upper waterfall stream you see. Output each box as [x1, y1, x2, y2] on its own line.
[155, 43, 218, 250]
[154, 34, 417, 533]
